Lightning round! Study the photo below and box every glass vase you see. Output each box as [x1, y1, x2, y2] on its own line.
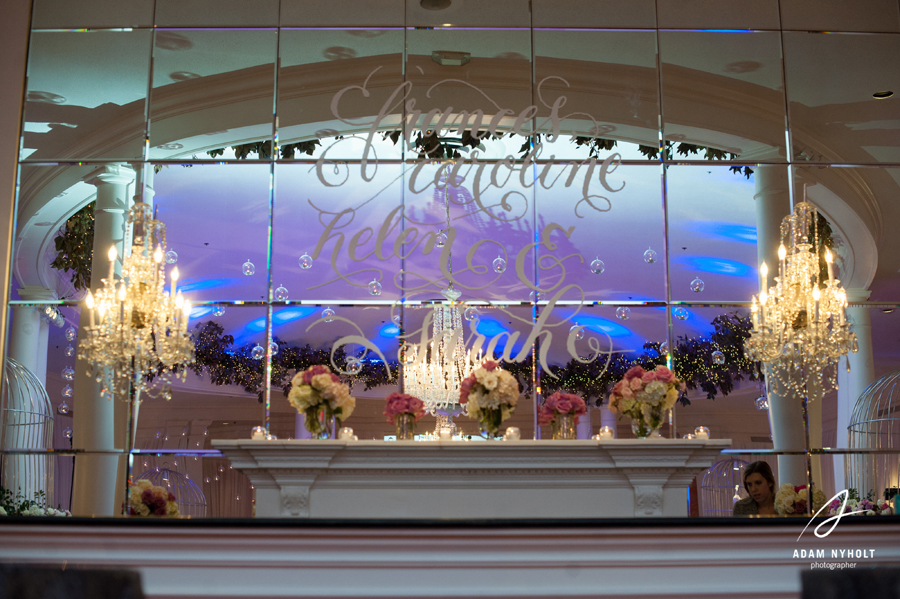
[396, 413, 415, 441]
[308, 405, 334, 440]
[631, 417, 663, 439]
[552, 413, 577, 440]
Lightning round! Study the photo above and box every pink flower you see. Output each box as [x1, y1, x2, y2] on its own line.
[629, 377, 643, 391]
[330, 373, 341, 384]
[612, 380, 624, 395]
[459, 374, 475, 404]
[556, 398, 573, 413]
[641, 370, 656, 383]
[653, 366, 675, 383]
[482, 360, 498, 371]
[384, 392, 425, 424]
[545, 393, 559, 410]
[167, 493, 176, 502]
[620, 384, 633, 399]
[624, 366, 645, 381]
[303, 364, 329, 384]
[537, 405, 555, 425]
[154, 506, 167, 516]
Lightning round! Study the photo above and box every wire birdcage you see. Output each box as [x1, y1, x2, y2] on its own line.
[134, 462, 207, 517]
[699, 458, 749, 517]
[847, 370, 900, 501]
[0, 357, 54, 505]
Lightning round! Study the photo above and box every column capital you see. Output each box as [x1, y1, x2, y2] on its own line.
[83, 164, 135, 188]
[17, 285, 57, 302]
[845, 288, 871, 303]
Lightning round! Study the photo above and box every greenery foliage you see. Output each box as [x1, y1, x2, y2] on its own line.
[50, 202, 95, 295]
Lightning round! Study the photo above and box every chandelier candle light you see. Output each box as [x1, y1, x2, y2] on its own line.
[744, 200, 858, 397]
[80, 203, 195, 449]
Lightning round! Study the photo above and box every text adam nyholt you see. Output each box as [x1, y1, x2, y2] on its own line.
[793, 549, 876, 559]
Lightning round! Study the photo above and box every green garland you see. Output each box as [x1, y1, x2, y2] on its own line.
[189, 312, 761, 406]
[50, 202, 95, 296]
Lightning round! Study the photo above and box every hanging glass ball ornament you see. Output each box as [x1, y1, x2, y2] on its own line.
[346, 357, 362, 375]
[392, 313, 401, 326]
[268, 342, 279, 356]
[61, 384, 73, 398]
[570, 325, 585, 341]
[755, 396, 769, 411]
[213, 305, 226, 317]
[436, 231, 448, 248]
[643, 247, 657, 264]
[57, 401, 70, 415]
[616, 306, 631, 320]
[299, 252, 313, 269]
[674, 307, 689, 320]
[464, 306, 479, 321]
[251, 345, 265, 360]
[242, 259, 255, 276]
[165, 250, 178, 264]
[65, 327, 76, 341]
[590, 257, 605, 275]
[660, 341, 669, 356]
[492, 255, 507, 274]
[322, 307, 335, 322]
[367, 279, 382, 296]
[530, 290, 541, 303]
[275, 285, 289, 301]
[690, 277, 705, 293]
[65, 345, 75, 357]
[63, 427, 73, 440]
[62, 366, 75, 381]
[712, 350, 725, 365]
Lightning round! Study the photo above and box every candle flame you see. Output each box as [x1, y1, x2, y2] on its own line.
[778, 244, 786, 261]
[85, 291, 94, 309]
[171, 266, 180, 282]
[760, 262, 768, 277]
[108, 246, 117, 261]
[825, 249, 833, 263]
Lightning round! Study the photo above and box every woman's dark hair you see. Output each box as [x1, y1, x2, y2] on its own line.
[743, 461, 775, 494]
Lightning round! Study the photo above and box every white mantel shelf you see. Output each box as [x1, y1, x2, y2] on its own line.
[212, 438, 731, 519]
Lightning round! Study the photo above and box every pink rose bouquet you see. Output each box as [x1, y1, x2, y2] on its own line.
[460, 360, 520, 436]
[288, 364, 356, 435]
[384, 392, 426, 425]
[129, 479, 179, 517]
[538, 392, 587, 426]
[826, 491, 893, 517]
[607, 365, 685, 437]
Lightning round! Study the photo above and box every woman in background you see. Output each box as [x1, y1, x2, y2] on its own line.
[733, 461, 776, 516]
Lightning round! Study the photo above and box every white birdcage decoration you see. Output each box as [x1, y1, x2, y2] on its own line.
[847, 370, 900, 502]
[0, 357, 54, 504]
[699, 458, 750, 517]
[134, 462, 207, 517]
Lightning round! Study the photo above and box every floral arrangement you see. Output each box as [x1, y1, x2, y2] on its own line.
[0, 487, 71, 517]
[537, 391, 587, 426]
[384, 392, 426, 425]
[288, 364, 356, 435]
[827, 490, 894, 517]
[460, 360, 520, 435]
[774, 484, 828, 516]
[128, 479, 180, 517]
[608, 365, 684, 437]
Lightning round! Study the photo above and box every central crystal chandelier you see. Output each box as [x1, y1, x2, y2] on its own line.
[402, 285, 481, 415]
[744, 199, 858, 396]
[401, 166, 480, 418]
[81, 203, 194, 412]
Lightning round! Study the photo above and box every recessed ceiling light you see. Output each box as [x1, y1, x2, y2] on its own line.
[882, 308, 895, 313]
[873, 90, 893, 99]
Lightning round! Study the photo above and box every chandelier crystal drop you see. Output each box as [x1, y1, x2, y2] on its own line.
[80, 203, 194, 404]
[744, 200, 857, 396]
[402, 286, 481, 415]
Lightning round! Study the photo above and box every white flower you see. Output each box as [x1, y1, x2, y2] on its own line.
[481, 372, 499, 391]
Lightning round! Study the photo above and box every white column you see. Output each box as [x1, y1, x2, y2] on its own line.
[4, 286, 56, 501]
[576, 408, 592, 439]
[72, 164, 134, 517]
[834, 289, 875, 493]
[754, 166, 808, 486]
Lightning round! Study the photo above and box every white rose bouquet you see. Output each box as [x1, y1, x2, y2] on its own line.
[460, 360, 519, 436]
[288, 364, 356, 436]
[774, 483, 827, 516]
[0, 487, 71, 517]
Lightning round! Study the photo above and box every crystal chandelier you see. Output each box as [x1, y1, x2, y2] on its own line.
[402, 285, 481, 415]
[744, 200, 858, 396]
[81, 203, 194, 408]
[401, 165, 480, 418]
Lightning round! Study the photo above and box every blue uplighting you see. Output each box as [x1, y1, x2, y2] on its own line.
[474, 317, 509, 338]
[689, 222, 757, 244]
[244, 307, 318, 333]
[571, 314, 632, 338]
[676, 256, 754, 277]
[171, 277, 232, 293]
[189, 306, 214, 319]
[379, 323, 400, 338]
